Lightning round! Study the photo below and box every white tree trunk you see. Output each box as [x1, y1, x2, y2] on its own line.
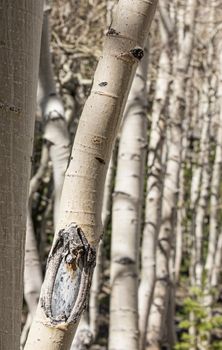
[139, 8, 172, 349]
[89, 151, 115, 338]
[72, 152, 115, 349]
[109, 44, 149, 350]
[38, 8, 70, 227]
[23, 9, 70, 346]
[25, 1, 157, 349]
[147, 1, 197, 348]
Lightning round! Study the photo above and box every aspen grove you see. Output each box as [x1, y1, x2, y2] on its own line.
[2, 1, 222, 350]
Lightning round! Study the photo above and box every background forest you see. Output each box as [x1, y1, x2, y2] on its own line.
[1, 0, 222, 350]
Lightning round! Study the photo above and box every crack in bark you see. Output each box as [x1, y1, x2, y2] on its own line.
[95, 156, 106, 165]
[41, 223, 96, 326]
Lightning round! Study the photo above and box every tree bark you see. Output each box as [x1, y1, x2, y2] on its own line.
[109, 43, 149, 350]
[22, 8, 70, 346]
[38, 8, 70, 228]
[138, 8, 171, 349]
[71, 152, 115, 349]
[147, 1, 197, 348]
[0, 2, 44, 350]
[25, 1, 157, 349]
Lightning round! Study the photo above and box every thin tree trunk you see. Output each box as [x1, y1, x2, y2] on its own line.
[174, 73, 192, 284]
[193, 78, 211, 288]
[89, 151, 115, 337]
[23, 146, 49, 319]
[147, 1, 197, 348]
[22, 8, 70, 346]
[25, 2, 157, 349]
[109, 43, 149, 350]
[200, 38, 222, 350]
[0, 2, 44, 350]
[38, 8, 70, 227]
[139, 8, 171, 349]
[205, 41, 222, 284]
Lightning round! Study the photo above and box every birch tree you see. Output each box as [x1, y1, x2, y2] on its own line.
[147, 0, 198, 348]
[71, 152, 115, 349]
[25, 1, 157, 349]
[22, 6, 70, 346]
[139, 4, 172, 348]
[109, 43, 149, 350]
[0, 2, 44, 350]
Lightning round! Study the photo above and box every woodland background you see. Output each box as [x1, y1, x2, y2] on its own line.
[20, 0, 222, 349]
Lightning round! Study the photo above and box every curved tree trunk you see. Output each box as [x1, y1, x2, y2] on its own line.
[0, 2, 44, 350]
[25, 1, 157, 349]
[71, 152, 115, 350]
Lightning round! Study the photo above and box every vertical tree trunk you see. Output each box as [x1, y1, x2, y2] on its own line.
[23, 8, 70, 346]
[109, 43, 149, 350]
[39, 7, 70, 227]
[89, 151, 115, 337]
[139, 7, 172, 348]
[200, 36, 222, 350]
[147, 1, 197, 348]
[25, 1, 157, 349]
[0, 2, 44, 350]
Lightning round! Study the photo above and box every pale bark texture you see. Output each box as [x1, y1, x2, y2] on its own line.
[25, 1, 157, 349]
[0, 2, 44, 350]
[72, 153, 115, 349]
[205, 40, 222, 285]
[23, 9, 70, 346]
[199, 38, 222, 350]
[109, 44, 148, 350]
[193, 88, 211, 287]
[71, 311, 93, 350]
[147, 1, 197, 348]
[39, 8, 70, 227]
[174, 74, 192, 284]
[139, 8, 171, 349]
[89, 152, 115, 338]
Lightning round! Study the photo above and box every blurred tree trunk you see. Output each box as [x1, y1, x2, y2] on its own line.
[25, 1, 157, 349]
[108, 43, 148, 350]
[22, 7, 70, 346]
[38, 7, 70, 227]
[188, 7, 215, 346]
[0, 1, 44, 350]
[138, 5, 172, 348]
[205, 39, 222, 293]
[200, 29, 222, 350]
[147, 0, 197, 348]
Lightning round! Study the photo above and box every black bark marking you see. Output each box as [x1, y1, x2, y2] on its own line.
[106, 27, 119, 36]
[130, 47, 144, 61]
[99, 81, 108, 87]
[95, 156, 106, 165]
[115, 257, 135, 265]
[41, 223, 96, 326]
[0, 101, 22, 114]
